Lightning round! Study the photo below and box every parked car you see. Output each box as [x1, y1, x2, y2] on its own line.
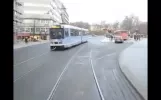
[114, 36, 124, 43]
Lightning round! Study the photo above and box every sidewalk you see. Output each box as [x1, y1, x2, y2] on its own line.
[118, 39, 147, 100]
[14, 40, 49, 50]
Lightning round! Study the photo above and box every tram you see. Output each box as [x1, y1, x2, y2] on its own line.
[49, 25, 88, 50]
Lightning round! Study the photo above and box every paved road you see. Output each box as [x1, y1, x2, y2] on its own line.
[14, 36, 144, 100]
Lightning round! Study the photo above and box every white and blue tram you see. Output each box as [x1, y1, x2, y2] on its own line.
[49, 25, 88, 50]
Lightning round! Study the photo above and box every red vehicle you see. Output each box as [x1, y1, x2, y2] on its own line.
[114, 30, 129, 40]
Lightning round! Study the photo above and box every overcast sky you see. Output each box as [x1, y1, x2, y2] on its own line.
[61, 0, 147, 24]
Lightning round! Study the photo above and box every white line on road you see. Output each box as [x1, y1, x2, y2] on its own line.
[89, 50, 105, 100]
[77, 56, 89, 58]
[46, 45, 85, 100]
[75, 63, 84, 65]
[14, 64, 43, 82]
[14, 51, 49, 67]
[96, 53, 116, 61]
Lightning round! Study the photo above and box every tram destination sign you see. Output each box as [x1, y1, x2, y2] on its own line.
[52, 25, 61, 28]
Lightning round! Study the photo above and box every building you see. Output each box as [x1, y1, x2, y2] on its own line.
[14, 0, 24, 43]
[19, 0, 69, 39]
[61, 4, 69, 24]
[90, 24, 103, 31]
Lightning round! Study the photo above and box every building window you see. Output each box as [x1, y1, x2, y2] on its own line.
[41, 20, 45, 23]
[36, 20, 40, 23]
[41, 28, 45, 32]
[31, 28, 34, 32]
[20, 28, 25, 32]
[45, 28, 49, 32]
[45, 20, 49, 24]
[36, 28, 40, 32]
[25, 28, 30, 32]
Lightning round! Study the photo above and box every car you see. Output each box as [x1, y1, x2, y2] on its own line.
[114, 36, 124, 43]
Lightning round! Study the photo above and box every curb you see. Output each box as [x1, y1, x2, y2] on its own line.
[118, 47, 147, 100]
[14, 41, 49, 50]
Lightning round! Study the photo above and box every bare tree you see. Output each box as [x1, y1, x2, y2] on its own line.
[104, 24, 110, 29]
[120, 14, 147, 35]
[121, 16, 133, 31]
[112, 21, 119, 30]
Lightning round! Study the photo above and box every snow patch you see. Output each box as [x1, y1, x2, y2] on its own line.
[101, 37, 110, 42]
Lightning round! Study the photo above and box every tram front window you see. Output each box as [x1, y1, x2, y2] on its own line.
[50, 28, 64, 39]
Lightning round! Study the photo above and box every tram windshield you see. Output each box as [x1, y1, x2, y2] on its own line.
[49, 28, 64, 39]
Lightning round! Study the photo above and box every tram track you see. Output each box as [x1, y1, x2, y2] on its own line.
[46, 44, 105, 100]
[46, 44, 86, 100]
[46, 46, 107, 100]
[89, 50, 105, 100]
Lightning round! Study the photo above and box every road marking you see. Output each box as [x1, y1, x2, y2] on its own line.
[89, 50, 105, 100]
[96, 53, 116, 61]
[77, 56, 89, 58]
[14, 51, 49, 67]
[14, 64, 43, 82]
[75, 63, 84, 65]
[46, 45, 85, 100]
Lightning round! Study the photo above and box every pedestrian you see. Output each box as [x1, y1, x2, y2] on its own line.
[134, 34, 136, 41]
[110, 34, 113, 41]
[136, 34, 138, 41]
[25, 37, 28, 44]
[138, 34, 140, 40]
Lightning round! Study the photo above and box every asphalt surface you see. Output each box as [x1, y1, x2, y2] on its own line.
[14, 36, 144, 100]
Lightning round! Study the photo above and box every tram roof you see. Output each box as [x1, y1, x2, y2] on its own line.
[61, 25, 81, 30]
[61, 25, 88, 31]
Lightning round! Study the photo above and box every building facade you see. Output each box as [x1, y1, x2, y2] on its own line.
[14, 0, 24, 43]
[61, 4, 69, 24]
[19, 0, 69, 38]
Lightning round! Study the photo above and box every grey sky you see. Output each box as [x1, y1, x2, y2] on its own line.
[61, 0, 147, 24]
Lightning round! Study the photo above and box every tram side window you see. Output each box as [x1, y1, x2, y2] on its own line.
[70, 29, 75, 36]
[65, 28, 69, 37]
[71, 29, 80, 36]
[83, 31, 85, 35]
[75, 30, 79, 36]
